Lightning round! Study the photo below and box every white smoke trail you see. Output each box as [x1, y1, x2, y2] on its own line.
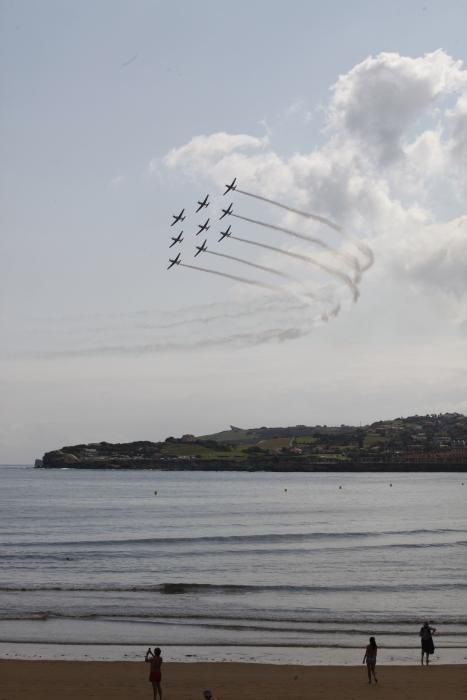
[235, 188, 342, 231]
[355, 241, 375, 272]
[232, 212, 362, 281]
[180, 262, 281, 293]
[206, 249, 295, 281]
[232, 212, 332, 249]
[229, 234, 359, 302]
[206, 249, 322, 306]
[38, 323, 320, 358]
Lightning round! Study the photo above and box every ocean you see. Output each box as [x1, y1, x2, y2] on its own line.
[1, 465, 466, 665]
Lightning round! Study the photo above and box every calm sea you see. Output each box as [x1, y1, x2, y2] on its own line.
[1, 465, 466, 664]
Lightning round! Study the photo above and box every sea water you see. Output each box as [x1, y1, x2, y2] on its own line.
[1, 465, 466, 664]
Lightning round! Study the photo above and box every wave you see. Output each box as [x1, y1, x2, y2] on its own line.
[1, 637, 465, 650]
[2, 610, 467, 631]
[2, 540, 465, 563]
[2, 528, 466, 549]
[2, 581, 467, 594]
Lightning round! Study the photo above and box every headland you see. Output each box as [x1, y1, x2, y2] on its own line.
[36, 412, 467, 471]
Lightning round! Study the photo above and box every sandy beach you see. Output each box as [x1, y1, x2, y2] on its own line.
[1, 661, 466, 700]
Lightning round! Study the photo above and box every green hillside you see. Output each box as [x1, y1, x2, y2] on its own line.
[38, 413, 467, 470]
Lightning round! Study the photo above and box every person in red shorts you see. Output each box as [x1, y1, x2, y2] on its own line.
[145, 646, 163, 699]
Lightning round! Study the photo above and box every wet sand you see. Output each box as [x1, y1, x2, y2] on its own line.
[1, 660, 465, 699]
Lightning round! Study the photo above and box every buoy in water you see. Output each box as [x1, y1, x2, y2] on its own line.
[154, 490, 158, 495]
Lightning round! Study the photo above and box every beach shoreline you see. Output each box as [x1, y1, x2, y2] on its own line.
[2, 660, 466, 699]
[1, 640, 466, 666]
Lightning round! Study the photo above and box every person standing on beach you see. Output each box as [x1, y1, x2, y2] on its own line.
[362, 636, 378, 684]
[420, 622, 436, 665]
[145, 646, 163, 699]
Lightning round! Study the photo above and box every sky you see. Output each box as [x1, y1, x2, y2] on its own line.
[1, 0, 467, 463]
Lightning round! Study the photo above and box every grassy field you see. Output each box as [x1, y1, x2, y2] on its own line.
[296, 436, 319, 445]
[160, 442, 253, 460]
[364, 432, 387, 448]
[257, 437, 290, 451]
[199, 429, 260, 444]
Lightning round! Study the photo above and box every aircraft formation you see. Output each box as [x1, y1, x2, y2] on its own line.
[161, 175, 378, 352]
[167, 179, 237, 269]
[166, 176, 374, 320]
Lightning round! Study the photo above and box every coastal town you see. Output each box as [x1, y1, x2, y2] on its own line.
[37, 412, 467, 471]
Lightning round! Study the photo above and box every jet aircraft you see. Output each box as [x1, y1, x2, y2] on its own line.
[171, 209, 185, 226]
[194, 239, 207, 257]
[223, 178, 237, 195]
[218, 225, 232, 242]
[196, 194, 209, 212]
[169, 231, 183, 248]
[220, 203, 233, 219]
[167, 252, 181, 269]
[197, 218, 210, 234]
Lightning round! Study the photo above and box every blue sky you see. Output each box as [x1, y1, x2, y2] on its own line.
[1, 1, 467, 461]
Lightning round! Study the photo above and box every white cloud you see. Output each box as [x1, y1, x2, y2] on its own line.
[446, 94, 467, 195]
[449, 94, 467, 153]
[164, 132, 269, 174]
[392, 216, 467, 323]
[328, 50, 467, 164]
